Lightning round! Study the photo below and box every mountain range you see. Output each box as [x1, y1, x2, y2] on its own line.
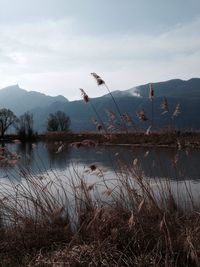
[0, 78, 200, 132]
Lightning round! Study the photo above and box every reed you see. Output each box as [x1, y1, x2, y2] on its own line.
[149, 83, 155, 128]
[80, 88, 107, 133]
[0, 157, 199, 266]
[91, 72, 128, 133]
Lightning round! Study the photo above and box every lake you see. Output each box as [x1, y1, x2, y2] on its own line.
[1, 142, 200, 208]
[0, 142, 200, 180]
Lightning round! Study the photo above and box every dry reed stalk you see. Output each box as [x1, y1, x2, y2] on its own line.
[172, 103, 181, 118]
[161, 97, 174, 130]
[122, 112, 138, 132]
[161, 97, 169, 115]
[137, 109, 148, 122]
[149, 83, 155, 129]
[172, 103, 181, 130]
[91, 72, 128, 133]
[80, 88, 107, 133]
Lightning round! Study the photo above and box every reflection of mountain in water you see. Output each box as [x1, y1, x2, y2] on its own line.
[1, 142, 200, 182]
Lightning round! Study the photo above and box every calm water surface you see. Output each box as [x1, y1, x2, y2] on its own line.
[0, 142, 199, 181]
[1, 142, 200, 205]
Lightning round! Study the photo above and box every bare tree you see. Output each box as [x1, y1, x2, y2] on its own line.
[0, 108, 17, 138]
[47, 113, 58, 131]
[47, 111, 71, 132]
[16, 112, 34, 138]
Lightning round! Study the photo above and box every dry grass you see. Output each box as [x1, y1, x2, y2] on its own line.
[0, 159, 200, 266]
[39, 131, 200, 150]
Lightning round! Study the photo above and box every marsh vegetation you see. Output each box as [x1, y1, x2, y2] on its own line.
[0, 73, 200, 266]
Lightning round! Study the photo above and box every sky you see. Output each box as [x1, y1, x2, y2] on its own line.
[0, 0, 200, 100]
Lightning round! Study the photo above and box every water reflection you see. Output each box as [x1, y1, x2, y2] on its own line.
[45, 142, 72, 169]
[0, 142, 200, 182]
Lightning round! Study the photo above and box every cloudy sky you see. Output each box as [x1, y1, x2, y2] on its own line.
[0, 0, 200, 100]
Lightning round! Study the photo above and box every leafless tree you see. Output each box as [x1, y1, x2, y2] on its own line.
[47, 111, 71, 132]
[0, 108, 17, 138]
[16, 112, 34, 138]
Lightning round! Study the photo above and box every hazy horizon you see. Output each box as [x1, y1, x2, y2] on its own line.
[1, 76, 199, 101]
[0, 0, 200, 100]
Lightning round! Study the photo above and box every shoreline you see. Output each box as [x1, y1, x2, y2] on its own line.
[1, 131, 200, 149]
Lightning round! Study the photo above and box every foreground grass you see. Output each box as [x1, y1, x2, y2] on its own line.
[0, 161, 200, 267]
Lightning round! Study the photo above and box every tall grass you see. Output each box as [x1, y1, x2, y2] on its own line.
[80, 88, 107, 133]
[91, 72, 128, 133]
[0, 157, 200, 266]
[149, 83, 154, 128]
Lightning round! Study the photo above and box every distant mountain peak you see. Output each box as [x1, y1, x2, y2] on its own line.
[2, 84, 21, 90]
[0, 84, 68, 115]
[0, 84, 68, 101]
[7, 84, 19, 88]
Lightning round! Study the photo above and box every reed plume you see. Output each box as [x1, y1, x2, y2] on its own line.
[93, 119, 103, 132]
[122, 112, 137, 132]
[172, 103, 181, 118]
[90, 72, 105, 86]
[106, 109, 115, 122]
[91, 72, 128, 133]
[137, 109, 148, 122]
[171, 103, 181, 130]
[161, 97, 169, 115]
[149, 83, 154, 100]
[145, 125, 151, 135]
[80, 88, 89, 103]
[161, 97, 172, 130]
[80, 88, 107, 133]
[105, 110, 117, 132]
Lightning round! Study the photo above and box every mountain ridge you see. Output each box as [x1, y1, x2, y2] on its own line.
[0, 84, 68, 115]
[0, 78, 200, 131]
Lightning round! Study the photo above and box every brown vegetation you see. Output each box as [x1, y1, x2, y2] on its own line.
[39, 131, 200, 149]
[0, 74, 200, 267]
[0, 160, 200, 266]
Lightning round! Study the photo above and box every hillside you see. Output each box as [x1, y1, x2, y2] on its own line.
[31, 78, 200, 131]
[0, 78, 200, 132]
[131, 78, 200, 98]
[0, 84, 68, 115]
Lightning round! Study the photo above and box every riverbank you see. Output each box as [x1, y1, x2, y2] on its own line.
[3, 131, 200, 148]
[35, 131, 200, 149]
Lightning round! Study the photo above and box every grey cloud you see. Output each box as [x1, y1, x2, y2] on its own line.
[0, 13, 199, 99]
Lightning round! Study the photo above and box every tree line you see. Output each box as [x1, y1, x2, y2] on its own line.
[0, 108, 71, 139]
